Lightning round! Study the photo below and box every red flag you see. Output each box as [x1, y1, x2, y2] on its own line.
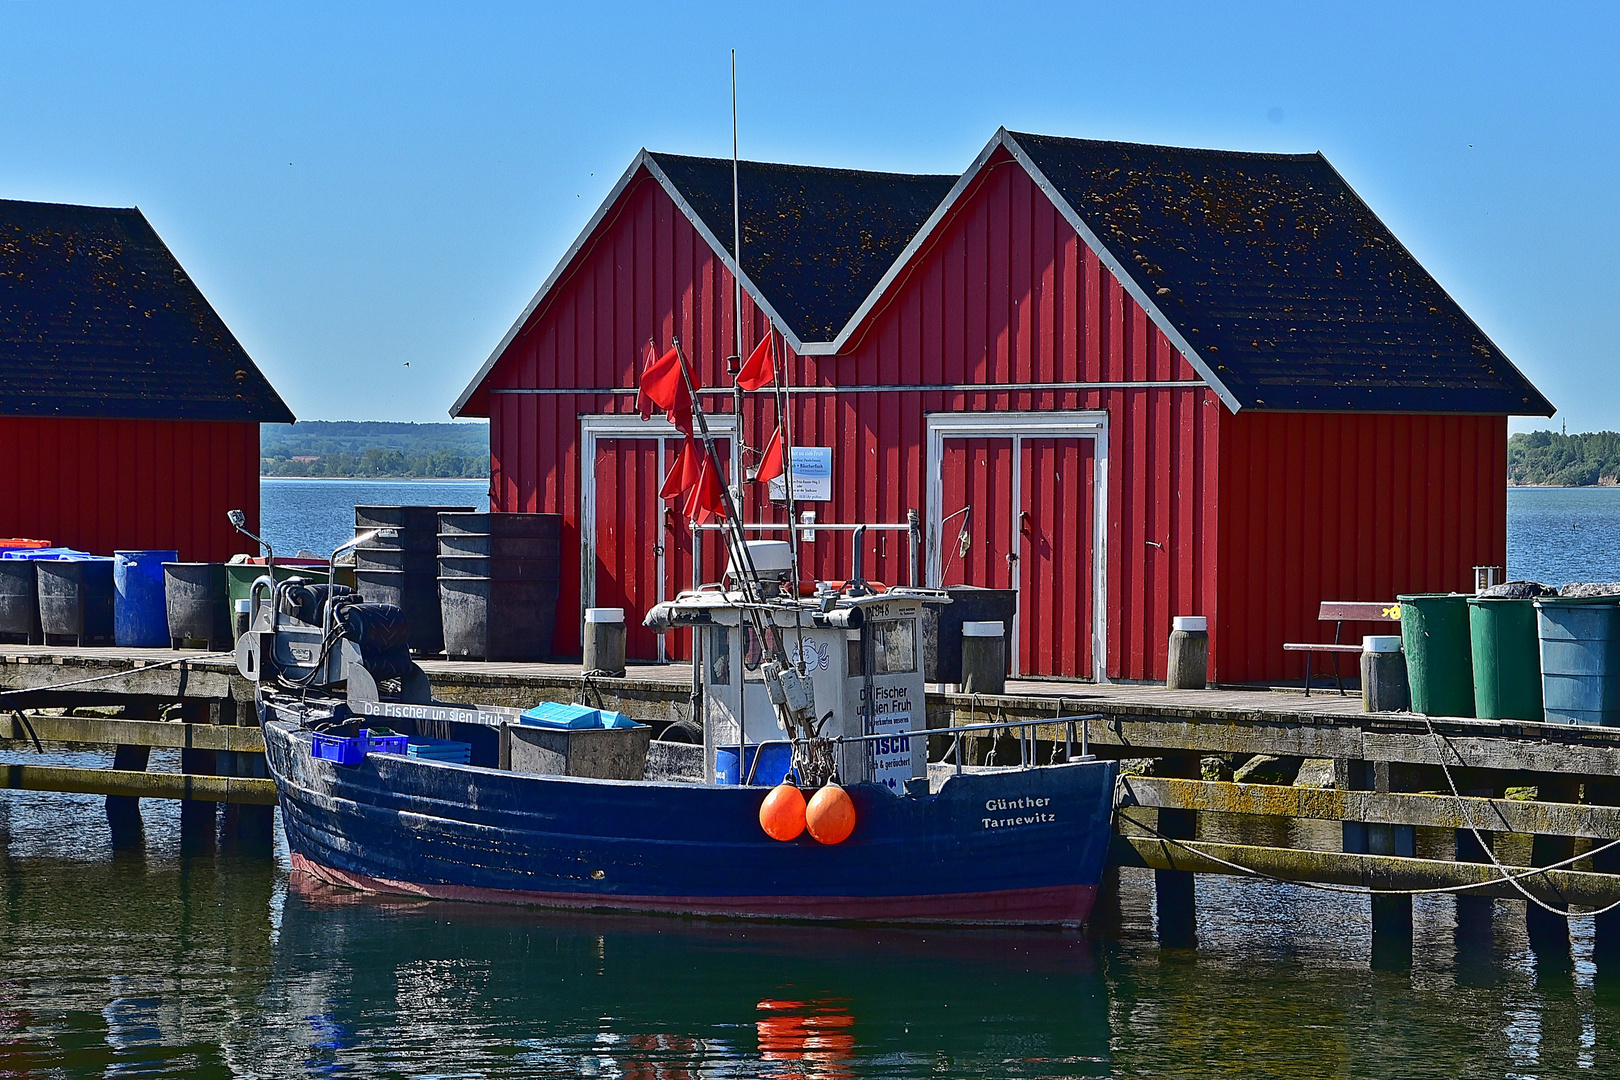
[754, 426, 784, 485]
[736, 335, 775, 391]
[683, 452, 728, 525]
[659, 437, 702, 501]
[637, 345, 685, 420]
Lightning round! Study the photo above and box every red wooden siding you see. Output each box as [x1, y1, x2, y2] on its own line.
[481, 151, 1221, 678]
[1212, 411, 1508, 684]
[0, 417, 259, 561]
[474, 148, 1509, 684]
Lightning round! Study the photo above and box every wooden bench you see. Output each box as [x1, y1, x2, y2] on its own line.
[1283, 601, 1402, 696]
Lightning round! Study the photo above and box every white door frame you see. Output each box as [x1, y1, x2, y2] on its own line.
[925, 411, 1109, 682]
[581, 414, 738, 661]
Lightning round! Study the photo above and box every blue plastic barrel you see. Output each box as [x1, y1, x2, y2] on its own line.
[1534, 597, 1620, 726]
[715, 743, 795, 785]
[114, 550, 178, 647]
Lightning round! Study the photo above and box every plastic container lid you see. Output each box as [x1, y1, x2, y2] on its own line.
[585, 607, 625, 623]
[1363, 635, 1403, 653]
[1172, 616, 1207, 632]
[962, 621, 1004, 637]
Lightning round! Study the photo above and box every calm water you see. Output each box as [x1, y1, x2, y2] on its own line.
[1508, 487, 1620, 586]
[3, 486, 1620, 1077]
[258, 478, 488, 560]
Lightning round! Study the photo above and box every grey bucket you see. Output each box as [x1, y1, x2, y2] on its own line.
[0, 560, 43, 643]
[1534, 597, 1620, 725]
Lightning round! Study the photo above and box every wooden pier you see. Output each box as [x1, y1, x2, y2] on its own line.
[4, 643, 1620, 968]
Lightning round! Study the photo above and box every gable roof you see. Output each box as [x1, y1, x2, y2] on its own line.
[0, 198, 293, 423]
[455, 130, 1553, 418]
[1003, 131, 1553, 415]
[647, 153, 956, 343]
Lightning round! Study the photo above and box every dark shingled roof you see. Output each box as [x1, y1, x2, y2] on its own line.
[649, 152, 956, 343]
[0, 198, 293, 422]
[1010, 132, 1553, 415]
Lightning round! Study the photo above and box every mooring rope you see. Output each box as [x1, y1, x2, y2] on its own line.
[1421, 713, 1620, 917]
[1115, 808, 1620, 903]
[1116, 718, 1620, 914]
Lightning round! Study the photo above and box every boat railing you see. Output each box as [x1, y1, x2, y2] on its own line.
[825, 714, 1103, 775]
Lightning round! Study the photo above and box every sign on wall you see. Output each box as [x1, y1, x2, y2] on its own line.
[767, 446, 833, 502]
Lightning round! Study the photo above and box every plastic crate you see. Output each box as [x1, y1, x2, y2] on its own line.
[406, 736, 472, 764]
[310, 732, 368, 766]
[364, 730, 409, 756]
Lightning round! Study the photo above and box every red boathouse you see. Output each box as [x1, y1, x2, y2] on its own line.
[0, 199, 293, 561]
[452, 129, 1552, 683]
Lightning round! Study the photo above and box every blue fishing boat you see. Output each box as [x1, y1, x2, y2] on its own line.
[232, 435, 1118, 928]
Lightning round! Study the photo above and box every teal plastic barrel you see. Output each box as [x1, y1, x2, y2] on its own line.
[1467, 598, 1543, 721]
[1534, 597, 1620, 726]
[1398, 593, 1475, 717]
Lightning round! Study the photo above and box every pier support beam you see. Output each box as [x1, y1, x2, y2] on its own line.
[1342, 760, 1414, 969]
[178, 699, 217, 855]
[105, 744, 149, 850]
[1588, 778, 1620, 982]
[1153, 755, 1200, 948]
[1454, 772, 1503, 959]
[1528, 776, 1579, 974]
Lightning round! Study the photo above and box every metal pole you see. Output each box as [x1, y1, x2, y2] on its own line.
[731, 50, 744, 426]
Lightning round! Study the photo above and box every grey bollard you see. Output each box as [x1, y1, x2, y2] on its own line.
[1166, 615, 1209, 689]
[233, 599, 253, 642]
[1361, 636, 1410, 712]
[583, 607, 627, 676]
[960, 621, 1006, 695]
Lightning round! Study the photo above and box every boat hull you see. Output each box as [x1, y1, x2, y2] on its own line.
[263, 715, 1118, 927]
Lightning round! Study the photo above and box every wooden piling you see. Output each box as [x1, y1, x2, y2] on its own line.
[1528, 776, 1579, 971]
[1153, 755, 1200, 948]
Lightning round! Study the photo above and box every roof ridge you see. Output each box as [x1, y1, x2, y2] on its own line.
[646, 149, 955, 182]
[1005, 130, 1322, 163]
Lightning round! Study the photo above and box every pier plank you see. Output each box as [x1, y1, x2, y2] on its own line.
[1113, 835, 1620, 907]
[1124, 776, 1620, 840]
[0, 714, 263, 752]
[0, 763, 278, 804]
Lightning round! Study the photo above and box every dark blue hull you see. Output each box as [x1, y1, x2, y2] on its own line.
[263, 717, 1119, 926]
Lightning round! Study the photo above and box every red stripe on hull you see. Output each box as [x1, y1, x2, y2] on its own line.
[289, 853, 1098, 927]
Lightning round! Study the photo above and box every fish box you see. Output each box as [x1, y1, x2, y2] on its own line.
[505, 722, 650, 781]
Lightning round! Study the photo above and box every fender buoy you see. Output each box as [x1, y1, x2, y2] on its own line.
[805, 784, 856, 845]
[759, 782, 807, 841]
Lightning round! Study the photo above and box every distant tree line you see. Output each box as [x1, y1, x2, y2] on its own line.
[261, 421, 489, 478]
[1508, 430, 1620, 487]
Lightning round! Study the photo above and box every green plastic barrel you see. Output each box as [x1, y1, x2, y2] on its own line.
[225, 562, 355, 614]
[1398, 593, 1476, 717]
[1467, 598, 1544, 721]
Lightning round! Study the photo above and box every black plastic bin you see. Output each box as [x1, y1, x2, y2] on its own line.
[37, 558, 116, 645]
[0, 561, 43, 644]
[922, 585, 1017, 683]
[353, 505, 473, 655]
[163, 562, 231, 650]
[438, 512, 563, 661]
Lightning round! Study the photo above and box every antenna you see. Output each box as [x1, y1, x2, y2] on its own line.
[731, 49, 744, 424]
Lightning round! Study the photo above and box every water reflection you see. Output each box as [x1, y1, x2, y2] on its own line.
[246, 875, 1110, 1077]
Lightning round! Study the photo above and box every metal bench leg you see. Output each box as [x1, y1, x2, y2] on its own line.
[1333, 620, 1346, 696]
[1303, 650, 1312, 697]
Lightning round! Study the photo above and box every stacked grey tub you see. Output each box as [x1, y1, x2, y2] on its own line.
[439, 512, 562, 661]
[354, 505, 474, 656]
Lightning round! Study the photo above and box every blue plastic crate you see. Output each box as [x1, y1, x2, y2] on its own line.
[310, 732, 367, 767]
[364, 730, 409, 756]
[521, 701, 604, 729]
[406, 736, 472, 764]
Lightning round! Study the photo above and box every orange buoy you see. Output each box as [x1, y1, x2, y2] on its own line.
[805, 783, 856, 845]
[759, 782, 807, 841]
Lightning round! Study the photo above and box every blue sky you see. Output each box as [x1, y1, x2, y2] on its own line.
[3, 2, 1614, 430]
